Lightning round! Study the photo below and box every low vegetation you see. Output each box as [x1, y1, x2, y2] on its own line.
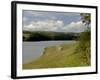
[23, 41, 90, 69]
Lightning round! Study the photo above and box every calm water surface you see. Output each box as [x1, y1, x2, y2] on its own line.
[23, 41, 75, 64]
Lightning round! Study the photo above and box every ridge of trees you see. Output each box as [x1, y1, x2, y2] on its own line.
[23, 31, 80, 41]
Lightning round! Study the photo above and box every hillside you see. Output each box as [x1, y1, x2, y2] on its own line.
[23, 31, 79, 41]
[23, 42, 90, 69]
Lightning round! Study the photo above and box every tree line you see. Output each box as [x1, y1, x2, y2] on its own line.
[23, 31, 79, 41]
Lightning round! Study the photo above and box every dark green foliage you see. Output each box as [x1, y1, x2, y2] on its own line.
[74, 13, 91, 65]
[80, 13, 91, 25]
[75, 31, 91, 65]
[23, 31, 79, 41]
[79, 31, 90, 42]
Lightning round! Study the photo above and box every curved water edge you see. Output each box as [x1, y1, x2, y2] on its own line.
[23, 41, 75, 64]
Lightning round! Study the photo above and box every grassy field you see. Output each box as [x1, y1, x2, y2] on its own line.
[23, 42, 90, 69]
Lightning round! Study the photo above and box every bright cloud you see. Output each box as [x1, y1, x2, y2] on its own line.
[23, 10, 81, 26]
[23, 20, 64, 31]
[23, 20, 86, 32]
[62, 21, 87, 32]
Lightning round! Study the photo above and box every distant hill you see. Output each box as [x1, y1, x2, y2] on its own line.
[23, 31, 80, 41]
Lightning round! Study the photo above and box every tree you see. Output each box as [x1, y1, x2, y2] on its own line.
[75, 13, 91, 65]
[80, 13, 91, 26]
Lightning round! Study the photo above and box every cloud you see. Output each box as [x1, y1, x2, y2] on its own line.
[23, 10, 81, 27]
[23, 20, 86, 33]
[62, 21, 87, 32]
[23, 20, 64, 31]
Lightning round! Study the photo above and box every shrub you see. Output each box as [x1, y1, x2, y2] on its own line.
[75, 31, 91, 65]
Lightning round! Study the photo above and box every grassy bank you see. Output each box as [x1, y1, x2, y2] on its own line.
[23, 41, 90, 69]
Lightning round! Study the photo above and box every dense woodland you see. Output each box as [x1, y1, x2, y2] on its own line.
[23, 31, 80, 41]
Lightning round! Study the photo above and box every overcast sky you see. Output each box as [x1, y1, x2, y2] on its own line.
[22, 10, 87, 33]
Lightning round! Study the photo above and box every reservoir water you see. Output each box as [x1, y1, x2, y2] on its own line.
[23, 41, 75, 64]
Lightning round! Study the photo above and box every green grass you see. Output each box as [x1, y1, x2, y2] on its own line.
[23, 41, 90, 69]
